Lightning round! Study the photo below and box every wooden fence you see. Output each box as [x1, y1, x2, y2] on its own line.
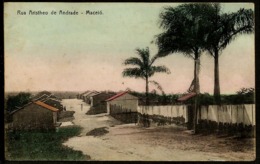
[110, 104, 138, 123]
[197, 104, 255, 136]
[198, 104, 255, 125]
[138, 104, 255, 136]
[138, 105, 188, 126]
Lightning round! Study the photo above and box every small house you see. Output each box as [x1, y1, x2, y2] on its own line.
[83, 91, 99, 104]
[32, 91, 64, 111]
[86, 92, 116, 114]
[106, 91, 138, 114]
[42, 98, 64, 111]
[8, 101, 59, 130]
[77, 91, 90, 99]
[90, 92, 116, 107]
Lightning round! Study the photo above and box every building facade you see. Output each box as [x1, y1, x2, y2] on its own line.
[106, 91, 138, 114]
[9, 101, 59, 130]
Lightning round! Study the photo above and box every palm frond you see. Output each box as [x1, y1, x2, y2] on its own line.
[135, 47, 150, 66]
[149, 80, 165, 95]
[218, 8, 254, 51]
[156, 4, 215, 60]
[123, 57, 143, 67]
[149, 65, 171, 77]
[122, 68, 144, 79]
[205, 7, 254, 54]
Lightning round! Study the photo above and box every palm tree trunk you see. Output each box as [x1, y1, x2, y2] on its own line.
[194, 58, 200, 94]
[214, 49, 221, 104]
[193, 51, 200, 134]
[145, 76, 149, 105]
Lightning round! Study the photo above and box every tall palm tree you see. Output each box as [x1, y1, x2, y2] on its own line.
[155, 4, 217, 133]
[155, 4, 214, 95]
[122, 47, 170, 105]
[205, 4, 254, 104]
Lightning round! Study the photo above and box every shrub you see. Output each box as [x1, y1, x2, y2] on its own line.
[6, 125, 90, 161]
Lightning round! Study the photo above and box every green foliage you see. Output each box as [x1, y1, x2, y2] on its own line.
[236, 87, 254, 95]
[205, 6, 254, 55]
[197, 93, 216, 105]
[187, 89, 254, 105]
[6, 92, 32, 112]
[156, 3, 215, 58]
[6, 126, 89, 161]
[122, 47, 170, 79]
[130, 88, 254, 106]
[123, 47, 170, 105]
[221, 88, 255, 104]
[130, 91, 180, 105]
[156, 3, 254, 102]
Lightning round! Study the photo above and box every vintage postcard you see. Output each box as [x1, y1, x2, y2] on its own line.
[4, 2, 255, 161]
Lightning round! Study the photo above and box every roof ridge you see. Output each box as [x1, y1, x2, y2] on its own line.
[34, 101, 59, 112]
[105, 91, 129, 102]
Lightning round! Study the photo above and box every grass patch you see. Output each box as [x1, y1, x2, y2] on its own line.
[5, 125, 90, 161]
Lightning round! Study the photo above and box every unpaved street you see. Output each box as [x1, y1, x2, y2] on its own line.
[62, 99, 255, 161]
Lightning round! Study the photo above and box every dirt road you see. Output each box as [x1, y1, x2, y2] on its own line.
[61, 99, 121, 135]
[62, 99, 255, 161]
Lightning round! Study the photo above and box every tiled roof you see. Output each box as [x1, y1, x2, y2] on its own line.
[105, 91, 129, 102]
[177, 92, 196, 101]
[42, 99, 63, 110]
[34, 101, 59, 112]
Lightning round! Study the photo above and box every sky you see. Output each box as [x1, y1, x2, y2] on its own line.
[4, 3, 255, 94]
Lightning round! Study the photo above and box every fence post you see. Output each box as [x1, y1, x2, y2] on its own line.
[217, 105, 219, 132]
[252, 104, 254, 126]
[243, 105, 245, 128]
[230, 105, 232, 124]
[207, 106, 209, 123]
[237, 105, 238, 125]
[199, 106, 201, 123]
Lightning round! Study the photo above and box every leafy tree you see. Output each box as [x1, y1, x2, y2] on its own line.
[122, 47, 170, 105]
[6, 92, 32, 112]
[205, 4, 254, 104]
[236, 87, 255, 104]
[236, 87, 254, 95]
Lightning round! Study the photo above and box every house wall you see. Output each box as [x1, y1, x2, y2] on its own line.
[87, 102, 107, 115]
[57, 111, 75, 122]
[10, 103, 57, 130]
[108, 93, 138, 114]
[85, 92, 99, 104]
[91, 93, 114, 107]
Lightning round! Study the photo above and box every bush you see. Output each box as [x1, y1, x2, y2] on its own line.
[6, 92, 32, 112]
[6, 126, 90, 161]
